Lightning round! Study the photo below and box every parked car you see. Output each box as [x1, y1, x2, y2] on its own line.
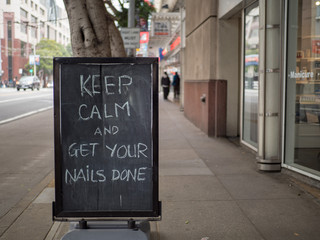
[47, 81, 54, 88]
[16, 76, 40, 91]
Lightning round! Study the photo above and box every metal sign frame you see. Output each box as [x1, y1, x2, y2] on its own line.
[53, 57, 161, 221]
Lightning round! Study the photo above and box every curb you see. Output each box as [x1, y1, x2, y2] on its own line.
[0, 171, 54, 238]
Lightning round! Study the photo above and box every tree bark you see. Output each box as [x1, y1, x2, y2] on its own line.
[104, 0, 120, 16]
[63, 0, 126, 57]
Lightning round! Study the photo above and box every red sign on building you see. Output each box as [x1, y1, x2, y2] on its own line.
[140, 32, 149, 44]
[170, 36, 181, 51]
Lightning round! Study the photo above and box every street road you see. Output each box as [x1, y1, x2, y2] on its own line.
[0, 87, 54, 219]
[0, 88, 53, 124]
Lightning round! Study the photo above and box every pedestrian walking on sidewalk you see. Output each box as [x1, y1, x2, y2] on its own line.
[161, 72, 171, 100]
[172, 72, 180, 99]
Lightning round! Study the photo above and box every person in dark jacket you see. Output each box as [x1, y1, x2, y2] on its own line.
[172, 72, 180, 99]
[161, 72, 170, 100]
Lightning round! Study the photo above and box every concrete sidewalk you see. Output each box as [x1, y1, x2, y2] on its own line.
[1, 95, 320, 240]
[155, 96, 320, 240]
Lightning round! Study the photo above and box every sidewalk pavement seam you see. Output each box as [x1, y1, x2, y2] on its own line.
[165, 98, 320, 202]
[159, 98, 320, 239]
[164, 105, 300, 198]
[2, 94, 320, 240]
[0, 170, 54, 238]
[44, 221, 61, 240]
[233, 197, 268, 240]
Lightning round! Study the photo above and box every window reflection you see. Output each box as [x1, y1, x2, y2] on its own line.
[243, 3, 259, 148]
[285, 0, 320, 176]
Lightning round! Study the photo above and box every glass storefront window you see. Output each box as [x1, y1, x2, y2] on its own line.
[285, 0, 320, 177]
[243, 2, 259, 148]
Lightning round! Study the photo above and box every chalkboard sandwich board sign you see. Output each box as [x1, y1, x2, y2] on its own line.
[53, 57, 160, 220]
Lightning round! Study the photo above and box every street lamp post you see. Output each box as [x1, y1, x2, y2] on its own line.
[33, 42, 36, 77]
[0, 43, 2, 83]
[24, 21, 37, 77]
[127, 0, 135, 57]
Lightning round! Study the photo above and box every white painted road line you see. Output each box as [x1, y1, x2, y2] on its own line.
[0, 94, 52, 104]
[0, 106, 53, 125]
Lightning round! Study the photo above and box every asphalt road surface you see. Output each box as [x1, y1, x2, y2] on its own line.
[0, 87, 54, 218]
[0, 88, 53, 124]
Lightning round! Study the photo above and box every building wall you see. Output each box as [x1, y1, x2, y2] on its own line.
[185, 17, 217, 80]
[218, 0, 242, 19]
[186, 0, 217, 38]
[217, 18, 241, 136]
[184, 0, 320, 182]
[184, 80, 227, 136]
[184, 0, 227, 137]
[2, 12, 15, 82]
[0, 0, 70, 83]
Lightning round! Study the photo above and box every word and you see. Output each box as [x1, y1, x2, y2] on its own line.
[94, 125, 119, 136]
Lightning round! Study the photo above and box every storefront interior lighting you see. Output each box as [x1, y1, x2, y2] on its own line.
[316, 1, 320, 6]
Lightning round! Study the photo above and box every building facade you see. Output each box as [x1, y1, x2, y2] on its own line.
[0, 0, 70, 85]
[183, 0, 320, 182]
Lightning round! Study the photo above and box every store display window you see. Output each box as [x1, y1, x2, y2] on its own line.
[285, 0, 320, 177]
[242, 2, 259, 149]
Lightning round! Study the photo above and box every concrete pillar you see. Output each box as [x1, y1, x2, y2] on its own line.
[184, 0, 228, 137]
[257, 0, 282, 171]
[217, 18, 240, 137]
[180, 7, 186, 109]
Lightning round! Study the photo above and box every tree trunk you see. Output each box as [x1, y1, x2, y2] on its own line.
[63, 0, 126, 57]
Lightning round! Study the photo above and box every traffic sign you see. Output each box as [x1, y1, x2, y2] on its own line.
[120, 28, 140, 49]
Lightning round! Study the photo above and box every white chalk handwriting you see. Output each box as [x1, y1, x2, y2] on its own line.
[80, 74, 133, 97]
[111, 167, 147, 182]
[65, 165, 106, 183]
[78, 101, 130, 120]
[105, 143, 148, 159]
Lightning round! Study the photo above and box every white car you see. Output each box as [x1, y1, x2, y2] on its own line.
[47, 82, 54, 88]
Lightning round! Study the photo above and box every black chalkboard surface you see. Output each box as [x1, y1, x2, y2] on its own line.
[53, 58, 160, 219]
